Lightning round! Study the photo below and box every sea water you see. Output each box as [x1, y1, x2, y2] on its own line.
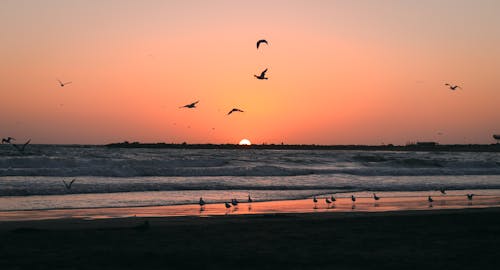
[0, 145, 499, 211]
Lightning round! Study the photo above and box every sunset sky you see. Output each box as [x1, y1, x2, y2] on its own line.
[1, 0, 499, 145]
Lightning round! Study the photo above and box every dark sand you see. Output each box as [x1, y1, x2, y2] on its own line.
[1, 208, 500, 269]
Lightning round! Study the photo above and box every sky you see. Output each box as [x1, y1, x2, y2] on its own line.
[1, 0, 499, 145]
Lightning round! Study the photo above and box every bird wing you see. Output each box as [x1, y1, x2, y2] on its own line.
[227, 109, 234, 115]
[20, 139, 31, 151]
[260, 69, 268, 76]
[62, 180, 69, 189]
[64, 81, 72, 85]
[70, 179, 76, 185]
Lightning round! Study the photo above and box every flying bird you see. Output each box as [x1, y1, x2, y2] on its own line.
[254, 68, 268, 80]
[12, 139, 31, 154]
[57, 79, 72, 87]
[256, 39, 268, 49]
[466, 194, 474, 201]
[227, 108, 244, 115]
[373, 193, 380, 201]
[179, 100, 199, 109]
[2, 137, 15, 144]
[445, 83, 461, 90]
[63, 179, 76, 190]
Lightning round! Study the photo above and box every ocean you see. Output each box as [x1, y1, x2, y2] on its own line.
[0, 145, 499, 211]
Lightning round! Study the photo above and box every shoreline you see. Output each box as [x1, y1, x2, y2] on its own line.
[2, 194, 499, 222]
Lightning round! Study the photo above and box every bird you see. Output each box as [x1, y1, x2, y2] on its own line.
[248, 195, 253, 203]
[373, 193, 380, 201]
[445, 83, 461, 90]
[330, 195, 336, 202]
[62, 179, 76, 190]
[179, 100, 199, 109]
[12, 139, 31, 154]
[256, 39, 268, 49]
[467, 194, 474, 200]
[440, 188, 446, 195]
[199, 197, 206, 207]
[351, 195, 356, 203]
[2, 137, 15, 144]
[225, 202, 232, 209]
[428, 196, 434, 203]
[325, 197, 332, 205]
[57, 79, 72, 87]
[313, 196, 318, 204]
[227, 108, 244, 115]
[254, 68, 268, 80]
[231, 198, 239, 206]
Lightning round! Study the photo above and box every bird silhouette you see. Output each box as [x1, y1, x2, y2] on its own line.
[330, 195, 336, 202]
[63, 179, 76, 190]
[313, 196, 318, 204]
[467, 194, 474, 200]
[248, 195, 253, 203]
[179, 100, 199, 109]
[231, 198, 239, 206]
[428, 196, 434, 203]
[225, 202, 232, 209]
[199, 197, 206, 207]
[445, 83, 461, 90]
[254, 68, 268, 80]
[1, 137, 15, 144]
[373, 193, 380, 201]
[227, 108, 244, 115]
[325, 197, 332, 206]
[351, 195, 356, 203]
[256, 39, 268, 49]
[440, 188, 446, 195]
[12, 139, 30, 154]
[57, 79, 72, 87]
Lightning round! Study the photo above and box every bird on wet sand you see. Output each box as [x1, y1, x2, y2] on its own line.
[225, 202, 231, 209]
[440, 188, 446, 195]
[199, 197, 206, 207]
[351, 195, 356, 203]
[373, 193, 380, 201]
[428, 196, 434, 203]
[248, 195, 253, 203]
[467, 194, 474, 200]
[330, 195, 336, 202]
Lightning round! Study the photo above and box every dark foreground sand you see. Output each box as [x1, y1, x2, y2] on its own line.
[1, 208, 500, 270]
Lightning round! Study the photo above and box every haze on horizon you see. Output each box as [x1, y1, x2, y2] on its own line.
[1, 0, 499, 145]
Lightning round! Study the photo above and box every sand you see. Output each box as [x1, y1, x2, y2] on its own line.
[1, 196, 500, 269]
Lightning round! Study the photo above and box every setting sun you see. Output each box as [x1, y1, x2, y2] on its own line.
[239, 139, 252, 145]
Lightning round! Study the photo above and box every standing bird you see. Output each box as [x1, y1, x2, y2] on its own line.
[2, 137, 15, 144]
[179, 100, 199, 109]
[351, 195, 356, 203]
[63, 179, 76, 190]
[248, 195, 253, 203]
[254, 68, 269, 80]
[256, 39, 268, 49]
[227, 108, 244, 115]
[225, 202, 232, 209]
[313, 196, 318, 204]
[325, 197, 332, 207]
[199, 197, 206, 207]
[231, 198, 239, 207]
[12, 139, 31, 154]
[57, 79, 72, 87]
[428, 196, 434, 203]
[445, 83, 461, 90]
[440, 188, 446, 195]
[373, 193, 380, 201]
[330, 195, 336, 202]
[467, 194, 474, 200]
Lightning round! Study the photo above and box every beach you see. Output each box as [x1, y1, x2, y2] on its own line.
[1, 206, 499, 269]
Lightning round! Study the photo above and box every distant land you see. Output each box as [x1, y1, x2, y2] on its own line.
[106, 141, 500, 152]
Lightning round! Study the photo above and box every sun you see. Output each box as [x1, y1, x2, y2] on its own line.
[239, 139, 252, 145]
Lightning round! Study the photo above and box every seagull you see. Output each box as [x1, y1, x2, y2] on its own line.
[313, 196, 318, 204]
[467, 194, 474, 200]
[231, 198, 239, 206]
[2, 137, 15, 144]
[225, 202, 232, 209]
[179, 100, 199, 109]
[351, 195, 356, 203]
[330, 195, 336, 202]
[445, 83, 461, 90]
[254, 68, 268, 80]
[57, 79, 72, 87]
[227, 108, 244, 115]
[199, 197, 206, 207]
[325, 197, 332, 206]
[373, 193, 380, 201]
[440, 188, 446, 195]
[256, 39, 268, 49]
[248, 195, 253, 203]
[12, 139, 31, 154]
[428, 196, 434, 203]
[62, 179, 76, 190]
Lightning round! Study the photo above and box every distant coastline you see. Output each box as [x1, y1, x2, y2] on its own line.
[105, 141, 500, 152]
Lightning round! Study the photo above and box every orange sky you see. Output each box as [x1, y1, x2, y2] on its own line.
[1, 0, 499, 145]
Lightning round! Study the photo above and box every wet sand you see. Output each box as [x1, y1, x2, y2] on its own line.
[1, 196, 500, 269]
